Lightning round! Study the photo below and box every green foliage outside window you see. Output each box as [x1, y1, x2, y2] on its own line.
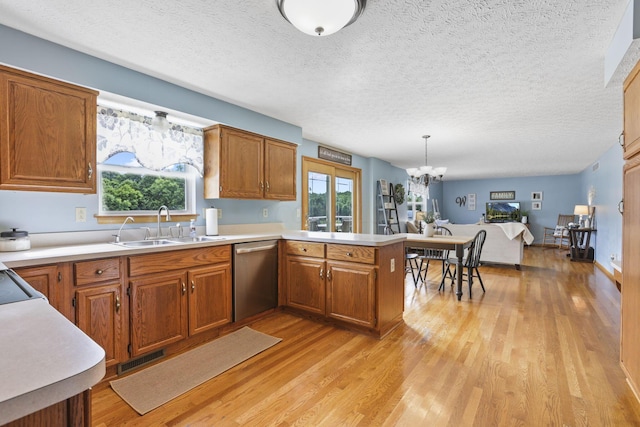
[101, 171, 186, 211]
[308, 191, 353, 218]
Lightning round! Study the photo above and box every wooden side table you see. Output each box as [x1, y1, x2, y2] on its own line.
[568, 227, 596, 262]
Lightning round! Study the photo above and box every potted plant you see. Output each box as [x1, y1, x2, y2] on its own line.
[423, 211, 436, 237]
[520, 210, 529, 224]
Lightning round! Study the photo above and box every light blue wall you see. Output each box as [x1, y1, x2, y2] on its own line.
[442, 175, 583, 243]
[578, 142, 624, 270]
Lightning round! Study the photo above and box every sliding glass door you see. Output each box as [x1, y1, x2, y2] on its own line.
[302, 157, 360, 233]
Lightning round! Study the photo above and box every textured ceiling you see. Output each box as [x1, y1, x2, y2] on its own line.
[0, 0, 634, 180]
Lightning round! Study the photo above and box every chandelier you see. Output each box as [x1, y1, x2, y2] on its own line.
[406, 135, 447, 198]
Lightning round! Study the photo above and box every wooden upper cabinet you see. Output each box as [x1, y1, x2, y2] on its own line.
[203, 124, 297, 200]
[264, 138, 297, 200]
[624, 60, 640, 160]
[0, 65, 98, 193]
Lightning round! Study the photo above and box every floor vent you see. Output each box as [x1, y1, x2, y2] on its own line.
[117, 349, 165, 375]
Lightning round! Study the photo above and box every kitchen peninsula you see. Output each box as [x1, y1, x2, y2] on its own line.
[0, 229, 407, 400]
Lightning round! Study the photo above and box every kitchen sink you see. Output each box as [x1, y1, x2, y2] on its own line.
[167, 236, 227, 243]
[114, 239, 180, 248]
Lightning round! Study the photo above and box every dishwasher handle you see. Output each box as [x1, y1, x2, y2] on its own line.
[235, 243, 278, 254]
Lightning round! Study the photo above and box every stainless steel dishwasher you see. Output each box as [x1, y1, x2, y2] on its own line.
[233, 240, 278, 322]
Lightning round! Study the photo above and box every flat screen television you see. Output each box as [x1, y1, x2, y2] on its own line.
[486, 202, 520, 223]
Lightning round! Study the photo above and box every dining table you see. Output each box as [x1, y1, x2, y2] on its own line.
[403, 233, 475, 301]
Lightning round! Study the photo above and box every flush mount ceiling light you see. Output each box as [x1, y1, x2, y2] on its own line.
[151, 111, 170, 132]
[276, 0, 366, 36]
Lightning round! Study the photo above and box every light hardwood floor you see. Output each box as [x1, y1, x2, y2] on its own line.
[93, 247, 640, 426]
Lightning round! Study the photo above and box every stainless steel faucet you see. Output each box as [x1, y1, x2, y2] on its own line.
[157, 205, 171, 238]
[114, 216, 134, 243]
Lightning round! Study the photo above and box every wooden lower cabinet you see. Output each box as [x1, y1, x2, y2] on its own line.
[127, 246, 233, 357]
[13, 263, 73, 321]
[326, 260, 376, 328]
[285, 255, 325, 315]
[4, 389, 91, 427]
[73, 257, 125, 370]
[129, 271, 189, 357]
[284, 240, 404, 337]
[188, 264, 232, 336]
[76, 284, 123, 368]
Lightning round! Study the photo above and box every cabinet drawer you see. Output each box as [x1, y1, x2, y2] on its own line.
[286, 241, 324, 258]
[326, 244, 376, 264]
[74, 258, 120, 286]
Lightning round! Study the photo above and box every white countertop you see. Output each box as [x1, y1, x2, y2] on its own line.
[0, 298, 105, 424]
[0, 230, 406, 268]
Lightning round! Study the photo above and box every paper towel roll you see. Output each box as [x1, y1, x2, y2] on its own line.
[205, 208, 219, 236]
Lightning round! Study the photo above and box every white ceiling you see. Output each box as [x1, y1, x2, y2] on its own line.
[0, 0, 635, 180]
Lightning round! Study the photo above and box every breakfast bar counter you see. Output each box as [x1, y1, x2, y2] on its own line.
[0, 298, 105, 425]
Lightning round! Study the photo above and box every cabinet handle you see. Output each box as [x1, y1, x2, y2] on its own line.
[618, 199, 624, 215]
[96, 269, 103, 275]
[57, 272, 62, 282]
[88, 162, 93, 179]
[346, 252, 352, 257]
[302, 247, 307, 252]
[191, 280, 195, 292]
[327, 269, 332, 281]
[260, 181, 264, 191]
[182, 282, 186, 294]
[266, 181, 270, 192]
[320, 268, 324, 279]
[115, 293, 120, 312]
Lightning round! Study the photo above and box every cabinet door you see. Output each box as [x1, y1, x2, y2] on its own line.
[285, 256, 326, 315]
[264, 138, 296, 200]
[326, 260, 376, 328]
[621, 157, 640, 396]
[220, 128, 264, 198]
[76, 284, 123, 368]
[13, 264, 73, 321]
[130, 272, 188, 356]
[188, 263, 232, 336]
[0, 65, 97, 193]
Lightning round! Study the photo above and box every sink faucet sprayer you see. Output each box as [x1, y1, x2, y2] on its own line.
[114, 216, 134, 243]
[157, 205, 171, 238]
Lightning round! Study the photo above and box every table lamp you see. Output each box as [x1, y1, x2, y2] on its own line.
[574, 205, 589, 227]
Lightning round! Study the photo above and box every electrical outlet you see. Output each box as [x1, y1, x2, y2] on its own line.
[75, 207, 87, 222]
[218, 209, 222, 219]
[296, 208, 301, 218]
[263, 208, 269, 218]
[390, 258, 395, 272]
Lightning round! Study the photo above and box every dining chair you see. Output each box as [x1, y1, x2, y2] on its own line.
[542, 214, 574, 249]
[439, 229, 487, 298]
[417, 226, 452, 284]
[405, 220, 423, 287]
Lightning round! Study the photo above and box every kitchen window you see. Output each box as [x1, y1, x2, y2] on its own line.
[95, 105, 201, 221]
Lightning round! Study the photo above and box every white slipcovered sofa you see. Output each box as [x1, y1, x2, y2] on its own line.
[444, 223, 534, 269]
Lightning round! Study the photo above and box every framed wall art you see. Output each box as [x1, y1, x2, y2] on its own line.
[490, 191, 515, 200]
[532, 201, 542, 210]
[531, 191, 543, 201]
